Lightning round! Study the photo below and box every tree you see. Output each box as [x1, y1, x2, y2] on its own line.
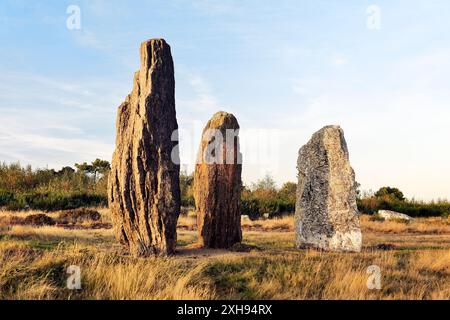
[355, 181, 362, 199]
[251, 174, 277, 201]
[252, 174, 277, 192]
[375, 187, 405, 202]
[91, 159, 111, 182]
[58, 166, 75, 176]
[75, 159, 111, 183]
[180, 169, 194, 206]
[278, 182, 297, 203]
[75, 162, 93, 175]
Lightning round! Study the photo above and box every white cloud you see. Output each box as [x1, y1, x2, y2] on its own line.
[178, 72, 221, 113]
[0, 71, 124, 168]
[175, 71, 223, 171]
[332, 56, 347, 66]
[71, 29, 107, 51]
[277, 91, 450, 201]
[0, 117, 113, 169]
[274, 47, 450, 201]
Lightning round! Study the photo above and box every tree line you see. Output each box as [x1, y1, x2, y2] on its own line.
[357, 186, 450, 218]
[0, 160, 109, 211]
[0, 161, 448, 217]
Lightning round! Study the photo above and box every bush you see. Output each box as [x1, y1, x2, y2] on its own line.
[240, 177, 296, 220]
[266, 199, 295, 218]
[241, 198, 261, 220]
[0, 161, 110, 211]
[0, 190, 14, 206]
[358, 197, 450, 218]
[181, 196, 195, 207]
[4, 192, 107, 211]
[241, 197, 295, 220]
[58, 208, 101, 224]
[23, 214, 55, 226]
[375, 187, 405, 201]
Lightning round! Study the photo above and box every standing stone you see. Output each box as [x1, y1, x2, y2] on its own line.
[295, 125, 362, 252]
[194, 112, 242, 248]
[108, 39, 180, 256]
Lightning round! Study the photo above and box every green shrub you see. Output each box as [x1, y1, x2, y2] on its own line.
[181, 196, 195, 207]
[0, 160, 110, 209]
[0, 189, 14, 206]
[240, 176, 296, 220]
[358, 197, 450, 218]
[241, 197, 295, 220]
[241, 198, 261, 220]
[4, 192, 107, 211]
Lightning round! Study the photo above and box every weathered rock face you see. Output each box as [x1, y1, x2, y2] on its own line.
[378, 210, 412, 222]
[295, 125, 362, 252]
[194, 112, 242, 248]
[108, 39, 181, 256]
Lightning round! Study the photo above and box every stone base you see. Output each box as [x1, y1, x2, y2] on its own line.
[295, 223, 362, 253]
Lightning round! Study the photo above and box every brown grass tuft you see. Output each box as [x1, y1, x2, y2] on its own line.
[0, 209, 448, 300]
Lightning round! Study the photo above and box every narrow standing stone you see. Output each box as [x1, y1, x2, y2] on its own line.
[108, 39, 181, 256]
[295, 125, 362, 252]
[194, 112, 243, 248]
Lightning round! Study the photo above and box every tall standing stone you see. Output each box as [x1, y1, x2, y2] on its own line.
[108, 39, 180, 256]
[194, 112, 242, 248]
[295, 125, 362, 252]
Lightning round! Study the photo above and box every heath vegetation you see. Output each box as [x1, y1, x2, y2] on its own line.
[0, 208, 448, 300]
[0, 162, 448, 300]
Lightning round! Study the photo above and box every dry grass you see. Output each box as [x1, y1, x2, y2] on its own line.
[241, 216, 294, 232]
[0, 244, 214, 300]
[0, 208, 112, 230]
[0, 209, 449, 300]
[361, 215, 450, 234]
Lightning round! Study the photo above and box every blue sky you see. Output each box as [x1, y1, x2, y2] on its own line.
[1, 0, 449, 200]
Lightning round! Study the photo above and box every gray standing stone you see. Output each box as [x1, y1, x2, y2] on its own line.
[108, 39, 181, 256]
[295, 125, 362, 252]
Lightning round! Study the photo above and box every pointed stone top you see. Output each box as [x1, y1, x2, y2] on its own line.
[311, 125, 344, 140]
[207, 111, 239, 130]
[321, 125, 342, 131]
[139, 38, 172, 71]
[140, 38, 169, 47]
[136, 38, 174, 95]
[304, 125, 349, 159]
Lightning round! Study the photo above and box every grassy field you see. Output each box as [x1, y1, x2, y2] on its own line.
[0, 209, 449, 300]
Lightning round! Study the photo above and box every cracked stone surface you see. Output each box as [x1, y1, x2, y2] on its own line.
[295, 125, 362, 252]
[194, 112, 243, 249]
[108, 39, 181, 256]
